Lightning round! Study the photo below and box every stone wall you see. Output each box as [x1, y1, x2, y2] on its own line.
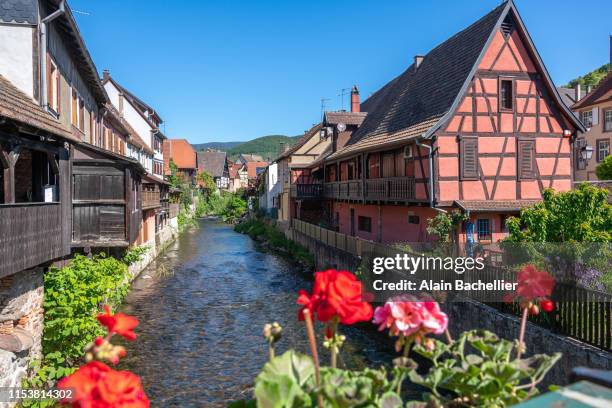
[0, 267, 44, 388]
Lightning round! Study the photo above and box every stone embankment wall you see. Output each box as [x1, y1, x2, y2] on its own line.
[286, 225, 612, 386]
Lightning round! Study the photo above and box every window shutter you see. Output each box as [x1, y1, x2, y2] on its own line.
[46, 55, 52, 106]
[461, 137, 478, 179]
[518, 140, 535, 179]
[592, 107, 599, 125]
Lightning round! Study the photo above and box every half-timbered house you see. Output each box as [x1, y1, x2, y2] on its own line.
[316, 0, 584, 244]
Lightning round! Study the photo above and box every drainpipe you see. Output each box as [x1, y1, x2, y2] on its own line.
[40, 0, 65, 109]
[415, 138, 441, 211]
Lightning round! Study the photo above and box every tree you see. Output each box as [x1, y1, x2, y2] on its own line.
[426, 210, 468, 243]
[505, 184, 612, 242]
[197, 170, 216, 192]
[596, 155, 612, 181]
[167, 159, 181, 189]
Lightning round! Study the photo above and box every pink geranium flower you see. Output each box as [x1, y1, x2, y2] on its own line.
[373, 297, 448, 340]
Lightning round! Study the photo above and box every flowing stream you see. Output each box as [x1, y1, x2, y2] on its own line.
[119, 218, 400, 407]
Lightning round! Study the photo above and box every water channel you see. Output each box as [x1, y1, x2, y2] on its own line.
[119, 218, 399, 407]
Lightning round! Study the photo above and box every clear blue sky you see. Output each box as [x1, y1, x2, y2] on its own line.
[70, 0, 611, 143]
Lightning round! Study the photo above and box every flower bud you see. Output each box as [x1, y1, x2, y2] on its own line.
[529, 304, 539, 315]
[94, 336, 104, 347]
[540, 299, 554, 312]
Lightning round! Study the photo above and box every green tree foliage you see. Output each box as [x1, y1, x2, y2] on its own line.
[196, 170, 216, 192]
[565, 63, 610, 89]
[506, 184, 612, 242]
[198, 191, 248, 223]
[426, 210, 468, 243]
[596, 155, 612, 180]
[167, 159, 181, 189]
[225, 135, 299, 161]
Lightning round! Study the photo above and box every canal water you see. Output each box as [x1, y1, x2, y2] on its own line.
[119, 218, 398, 407]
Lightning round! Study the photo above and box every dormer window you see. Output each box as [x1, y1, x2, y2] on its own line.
[500, 79, 513, 111]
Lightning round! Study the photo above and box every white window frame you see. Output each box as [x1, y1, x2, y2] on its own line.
[580, 110, 593, 128]
[48, 59, 60, 113]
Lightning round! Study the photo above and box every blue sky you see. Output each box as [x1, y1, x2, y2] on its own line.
[70, 0, 611, 143]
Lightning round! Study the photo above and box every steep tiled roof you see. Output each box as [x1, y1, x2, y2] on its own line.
[198, 150, 227, 178]
[347, 2, 507, 148]
[0, 75, 75, 141]
[276, 123, 321, 161]
[245, 161, 268, 179]
[0, 0, 37, 24]
[572, 71, 612, 109]
[327, 116, 441, 160]
[455, 200, 539, 212]
[166, 139, 196, 169]
[324, 111, 367, 126]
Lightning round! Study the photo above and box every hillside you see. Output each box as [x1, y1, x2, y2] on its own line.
[564, 63, 610, 88]
[191, 141, 242, 151]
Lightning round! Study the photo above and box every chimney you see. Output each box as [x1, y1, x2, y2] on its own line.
[574, 83, 581, 102]
[414, 55, 424, 71]
[118, 92, 124, 116]
[278, 142, 286, 155]
[350, 85, 360, 113]
[103, 69, 110, 81]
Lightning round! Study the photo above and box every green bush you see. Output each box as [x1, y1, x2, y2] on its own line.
[23, 254, 130, 398]
[596, 155, 612, 181]
[198, 191, 247, 223]
[235, 218, 314, 267]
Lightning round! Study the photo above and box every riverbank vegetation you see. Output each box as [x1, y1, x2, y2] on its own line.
[22, 251, 147, 406]
[197, 190, 248, 223]
[235, 218, 314, 268]
[232, 268, 560, 407]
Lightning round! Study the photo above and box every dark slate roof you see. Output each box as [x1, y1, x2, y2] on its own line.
[347, 2, 507, 147]
[324, 111, 367, 126]
[0, 74, 76, 141]
[198, 151, 227, 178]
[0, 0, 37, 24]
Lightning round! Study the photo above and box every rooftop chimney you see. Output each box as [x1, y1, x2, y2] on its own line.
[103, 69, 110, 81]
[350, 85, 360, 113]
[278, 142, 287, 155]
[574, 84, 582, 102]
[414, 55, 424, 71]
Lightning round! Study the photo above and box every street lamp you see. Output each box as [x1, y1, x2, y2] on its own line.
[580, 145, 594, 161]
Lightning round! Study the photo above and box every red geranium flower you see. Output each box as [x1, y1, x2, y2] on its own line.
[58, 361, 149, 408]
[516, 264, 555, 301]
[297, 270, 373, 325]
[97, 306, 139, 341]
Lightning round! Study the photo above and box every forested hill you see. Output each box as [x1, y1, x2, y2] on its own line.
[564, 63, 610, 88]
[192, 135, 300, 161]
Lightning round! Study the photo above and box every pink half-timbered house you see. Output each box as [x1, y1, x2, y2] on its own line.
[317, 1, 584, 244]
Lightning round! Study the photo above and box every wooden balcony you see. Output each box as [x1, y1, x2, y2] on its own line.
[0, 203, 65, 278]
[142, 190, 161, 210]
[290, 184, 323, 199]
[324, 177, 416, 203]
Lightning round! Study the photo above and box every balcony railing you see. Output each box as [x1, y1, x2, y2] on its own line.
[0, 203, 65, 278]
[290, 184, 323, 199]
[323, 177, 416, 202]
[142, 190, 161, 210]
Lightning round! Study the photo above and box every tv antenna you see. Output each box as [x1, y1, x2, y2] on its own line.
[338, 88, 350, 111]
[320, 98, 331, 121]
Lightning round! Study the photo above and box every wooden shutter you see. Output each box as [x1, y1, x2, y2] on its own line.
[461, 137, 478, 179]
[592, 107, 599, 125]
[518, 140, 535, 179]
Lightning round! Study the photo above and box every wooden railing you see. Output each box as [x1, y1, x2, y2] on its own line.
[0, 203, 65, 278]
[290, 218, 612, 352]
[142, 190, 161, 210]
[169, 203, 180, 219]
[290, 184, 323, 199]
[323, 177, 416, 202]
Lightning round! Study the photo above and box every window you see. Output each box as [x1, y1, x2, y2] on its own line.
[71, 88, 85, 131]
[47, 57, 60, 114]
[604, 110, 612, 132]
[597, 139, 610, 162]
[408, 215, 420, 224]
[477, 219, 491, 241]
[518, 139, 535, 179]
[460, 137, 478, 179]
[357, 216, 372, 232]
[500, 79, 513, 110]
[580, 110, 593, 128]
